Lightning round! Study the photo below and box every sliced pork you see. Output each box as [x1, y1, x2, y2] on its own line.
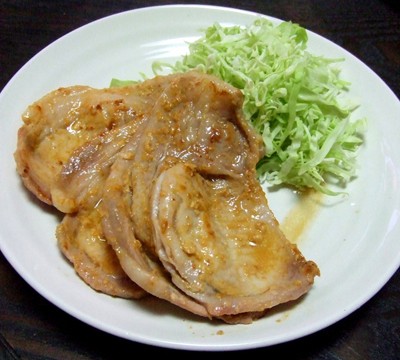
[15, 70, 319, 323]
[14, 79, 170, 205]
[99, 71, 319, 322]
[57, 210, 145, 299]
[152, 163, 318, 322]
[14, 80, 172, 298]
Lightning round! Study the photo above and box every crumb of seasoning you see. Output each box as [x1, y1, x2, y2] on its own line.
[276, 312, 290, 323]
[216, 330, 224, 335]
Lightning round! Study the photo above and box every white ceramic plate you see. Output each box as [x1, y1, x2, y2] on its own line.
[1, 5, 400, 351]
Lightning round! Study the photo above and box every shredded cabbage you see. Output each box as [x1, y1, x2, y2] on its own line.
[114, 18, 366, 194]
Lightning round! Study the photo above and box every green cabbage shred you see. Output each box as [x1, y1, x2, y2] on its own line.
[114, 18, 366, 194]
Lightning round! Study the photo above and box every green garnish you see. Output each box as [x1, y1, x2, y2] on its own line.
[113, 18, 366, 194]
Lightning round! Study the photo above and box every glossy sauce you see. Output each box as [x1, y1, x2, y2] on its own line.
[280, 189, 324, 244]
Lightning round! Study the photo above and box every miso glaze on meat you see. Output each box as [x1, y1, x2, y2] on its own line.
[15, 71, 319, 324]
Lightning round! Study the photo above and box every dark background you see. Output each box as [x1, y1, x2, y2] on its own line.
[1, 1, 399, 359]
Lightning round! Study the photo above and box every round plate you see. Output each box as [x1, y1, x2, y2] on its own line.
[1, 4, 399, 351]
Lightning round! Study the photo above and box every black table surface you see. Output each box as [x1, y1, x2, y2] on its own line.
[1, 1, 399, 359]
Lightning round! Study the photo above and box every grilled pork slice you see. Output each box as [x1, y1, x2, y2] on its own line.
[99, 71, 319, 322]
[53, 120, 148, 299]
[152, 163, 319, 323]
[15, 86, 132, 205]
[57, 210, 145, 299]
[14, 80, 171, 298]
[14, 80, 169, 205]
